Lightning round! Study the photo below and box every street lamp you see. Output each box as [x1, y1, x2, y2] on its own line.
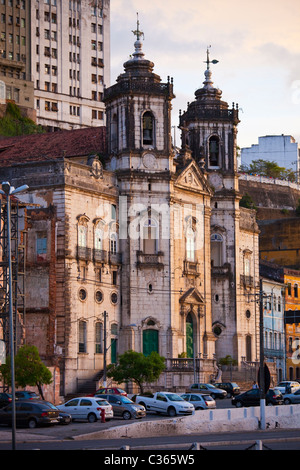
[0, 181, 28, 450]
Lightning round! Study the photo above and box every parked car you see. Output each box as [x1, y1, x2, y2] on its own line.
[232, 388, 283, 407]
[188, 383, 227, 399]
[91, 387, 127, 397]
[180, 393, 216, 410]
[0, 393, 15, 409]
[99, 394, 146, 420]
[276, 381, 300, 394]
[15, 391, 40, 400]
[214, 382, 240, 397]
[135, 392, 195, 416]
[57, 397, 113, 422]
[282, 388, 300, 405]
[0, 400, 59, 428]
[57, 411, 72, 425]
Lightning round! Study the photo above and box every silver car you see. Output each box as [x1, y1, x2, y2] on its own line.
[181, 393, 216, 410]
[99, 394, 146, 420]
[282, 388, 300, 405]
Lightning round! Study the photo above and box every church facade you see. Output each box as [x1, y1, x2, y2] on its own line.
[0, 24, 260, 396]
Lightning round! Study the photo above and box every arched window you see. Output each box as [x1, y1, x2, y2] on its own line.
[209, 136, 220, 167]
[211, 233, 223, 267]
[78, 224, 87, 247]
[294, 284, 298, 298]
[95, 321, 103, 353]
[186, 313, 194, 359]
[142, 217, 158, 254]
[94, 220, 105, 251]
[143, 111, 154, 146]
[78, 321, 87, 353]
[186, 227, 195, 262]
[110, 113, 118, 152]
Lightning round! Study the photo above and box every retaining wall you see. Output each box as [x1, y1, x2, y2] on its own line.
[74, 404, 300, 440]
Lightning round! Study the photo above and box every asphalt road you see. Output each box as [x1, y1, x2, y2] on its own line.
[1, 398, 300, 453]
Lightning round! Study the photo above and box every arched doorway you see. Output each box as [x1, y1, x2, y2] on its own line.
[143, 329, 158, 357]
[246, 335, 252, 362]
[186, 313, 194, 358]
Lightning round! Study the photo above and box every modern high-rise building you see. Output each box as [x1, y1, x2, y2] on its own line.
[32, 0, 110, 131]
[0, 0, 110, 130]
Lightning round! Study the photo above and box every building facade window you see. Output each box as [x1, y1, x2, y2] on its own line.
[78, 320, 87, 353]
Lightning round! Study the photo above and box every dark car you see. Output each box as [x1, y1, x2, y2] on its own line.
[15, 391, 40, 400]
[188, 383, 227, 399]
[92, 387, 127, 397]
[99, 394, 146, 420]
[0, 393, 15, 409]
[215, 382, 240, 397]
[232, 388, 283, 407]
[0, 400, 59, 428]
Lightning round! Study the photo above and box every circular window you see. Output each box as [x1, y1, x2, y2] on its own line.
[213, 326, 222, 337]
[95, 290, 103, 303]
[111, 292, 118, 304]
[78, 288, 87, 301]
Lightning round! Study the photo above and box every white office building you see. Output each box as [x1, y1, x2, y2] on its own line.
[31, 0, 110, 131]
[240, 135, 300, 182]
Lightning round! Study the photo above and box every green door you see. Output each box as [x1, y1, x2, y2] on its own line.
[111, 339, 117, 364]
[186, 314, 194, 359]
[143, 329, 158, 357]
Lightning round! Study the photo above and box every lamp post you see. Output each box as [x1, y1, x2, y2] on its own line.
[0, 181, 28, 450]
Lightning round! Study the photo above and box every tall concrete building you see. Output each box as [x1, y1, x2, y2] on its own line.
[0, 0, 35, 115]
[31, 0, 110, 131]
[0, 0, 110, 130]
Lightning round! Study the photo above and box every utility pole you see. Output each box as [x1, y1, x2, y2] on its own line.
[259, 278, 266, 430]
[103, 310, 108, 388]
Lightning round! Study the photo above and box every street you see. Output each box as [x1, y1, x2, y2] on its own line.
[0, 398, 300, 452]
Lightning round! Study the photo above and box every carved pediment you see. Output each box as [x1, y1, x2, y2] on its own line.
[179, 287, 204, 306]
[175, 161, 212, 196]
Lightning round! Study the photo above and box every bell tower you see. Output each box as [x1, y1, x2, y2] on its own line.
[104, 16, 175, 173]
[179, 47, 240, 193]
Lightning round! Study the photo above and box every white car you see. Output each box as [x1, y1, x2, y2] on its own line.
[276, 381, 300, 395]
[57, 397, 113, 422]
[180, 393, 216, 410]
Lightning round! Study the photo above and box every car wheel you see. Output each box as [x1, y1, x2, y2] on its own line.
[236, 401, 243, 408]
[122, 411, 131, 420]
[167, 406, 176, 417]
[88, 413, 97, 423]
[28, 418, 37, 429]
[284, 398, 291, 405]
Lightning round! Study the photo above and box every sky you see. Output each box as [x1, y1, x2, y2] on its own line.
[109, 0, 300, 151]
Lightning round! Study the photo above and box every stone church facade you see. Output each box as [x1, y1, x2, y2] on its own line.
[0, 27, 259, 396]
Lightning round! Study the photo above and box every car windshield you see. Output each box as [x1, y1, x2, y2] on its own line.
[165, 393, 184, 402]
[119, 397, 133, 404]
[206, 384, 215, 389]
[232, 383, 239, 387]
[41, 401, 59, 410]
[96, 400, 110, 406]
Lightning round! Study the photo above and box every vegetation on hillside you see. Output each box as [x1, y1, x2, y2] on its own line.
[240, 159, 297, 182]
[0, 102, 44, 137]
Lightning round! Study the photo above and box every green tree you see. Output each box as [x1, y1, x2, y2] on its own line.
[240, 159, 296, 182]
[107, 350, 165, 394]
[0, 345, 52, 400]
[239, 192, 257, 210]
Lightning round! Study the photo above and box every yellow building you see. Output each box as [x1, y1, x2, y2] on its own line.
[284, 269, 300, 380]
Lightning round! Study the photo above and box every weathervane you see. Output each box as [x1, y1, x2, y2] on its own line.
[132, 12, 144, 41]
[204, 45, 219, 70]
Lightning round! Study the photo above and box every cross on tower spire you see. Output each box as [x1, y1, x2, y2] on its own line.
[204, 45, 219, 70]
[132, 12, 144, 41]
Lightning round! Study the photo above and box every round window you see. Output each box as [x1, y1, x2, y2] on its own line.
[213, 326, 222, 337]
[95, 290, 103, 303]
[79, 288, 87, 301]
[111, 292, 118, 304]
